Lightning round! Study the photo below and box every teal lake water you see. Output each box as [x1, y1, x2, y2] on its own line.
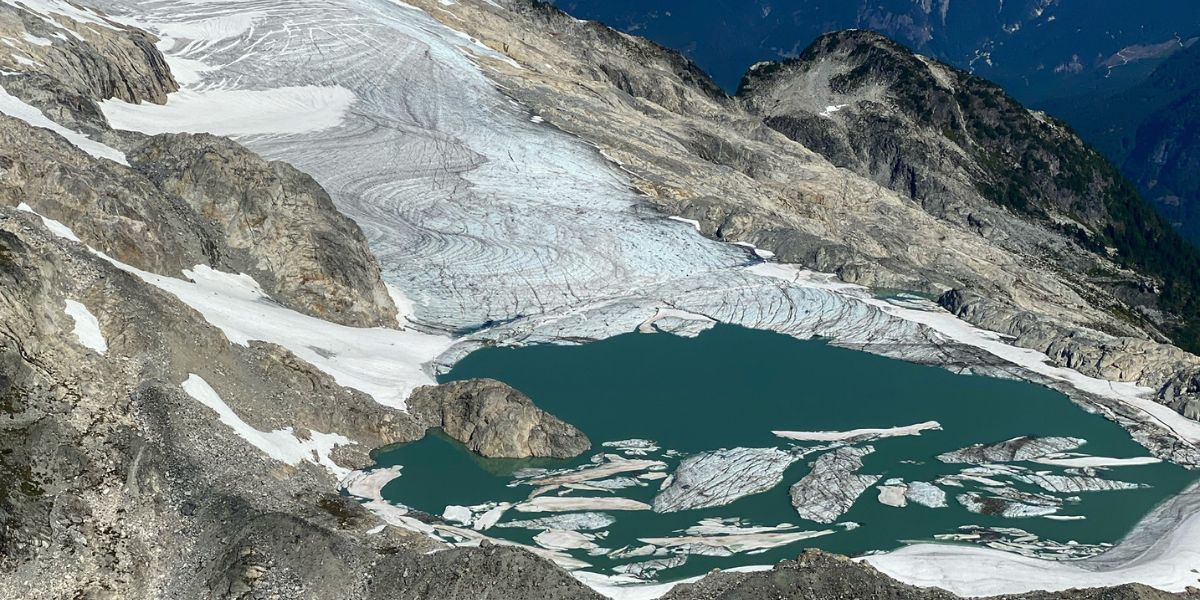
[373, 324, 1198, 581]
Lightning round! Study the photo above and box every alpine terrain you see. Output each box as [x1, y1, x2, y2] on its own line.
[0, 0, 1198, 599]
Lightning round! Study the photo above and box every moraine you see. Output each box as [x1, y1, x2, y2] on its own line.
[370, 324, 1198, 584]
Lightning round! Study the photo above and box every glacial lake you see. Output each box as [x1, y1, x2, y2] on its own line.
[372, 324, 1198, 582]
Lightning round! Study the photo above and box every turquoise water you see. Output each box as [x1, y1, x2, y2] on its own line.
[373, 324, 1197, 581]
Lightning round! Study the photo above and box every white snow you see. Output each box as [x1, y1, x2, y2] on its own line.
[181, 373, 354, 477]
[574, 566, 774, 600]
[774, 420, 941, 442]
[865, 505, 1200, 596]
[63, 299, 107, 354]
[819, 103, 849, 117]
[1033, 455, 1162, 468]
[0, 85, 128, 164]
[101, 86, 356, 137]
[666, 215, 702, 232]
[442, 504, 472, 525]
[16, 202, 80, 241]
[515, 497, 652, 513]
[10, 0, 121, 31]
[639, 528, 833, 555]
[340, 466, 402, 501]
[118, 264, 452, 410]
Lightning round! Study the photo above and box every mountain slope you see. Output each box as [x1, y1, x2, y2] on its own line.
[737, 30, 1200, 355]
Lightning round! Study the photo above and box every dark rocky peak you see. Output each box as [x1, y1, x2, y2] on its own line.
[737, 29, 1200, 351]
[503, 0, 729, 109]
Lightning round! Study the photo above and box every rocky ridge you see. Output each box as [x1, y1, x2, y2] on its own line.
[0, 0, 396, 327]
[399, 0, 1200, 422]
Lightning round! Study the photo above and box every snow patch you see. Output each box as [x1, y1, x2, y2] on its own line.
[100, 86, 356, 137]
[181, 373, 353, 477]
[63, 299, 106, 354]
[0, 85, 127, 164]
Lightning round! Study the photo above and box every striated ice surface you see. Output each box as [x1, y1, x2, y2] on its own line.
[957, 491, 1060, 518]
[789, 446, 880, 524]
[938, 437, 1086, 464]
[1013, 473, 1145, 493]
[495, 512, 616, 532]
[653, 447, 803, 513]
[612, 554, 687, 580]
[640, 529, 833, 556]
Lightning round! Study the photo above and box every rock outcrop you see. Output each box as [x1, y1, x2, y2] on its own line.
[0, 0, 175, 134]
[406, 378, 591, 458]
[398, 0, 1200, 423]
[129, 133, 398, 327]
[660, 550, 1190, 600]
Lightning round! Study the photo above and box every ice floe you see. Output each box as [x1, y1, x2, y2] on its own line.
[612, 555, 687, 580]
[640, 527, 833, 556]
[515, 497, 652, 513]
[653, 447, 804, 512]
[523, 456, 666, 487]
[774, 420, 940, 443]
[534, 529, 603, 553]
[495, 512, 616, 532]
[1033, 455, 1162, 468]
[938, 436, 1085, 464]
[789, 446, 879, 523]
[877, 484, 908, 508]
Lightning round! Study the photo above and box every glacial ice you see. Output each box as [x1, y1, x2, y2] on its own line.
[789, 446, 879, 523]
[515, 497, 652, 513]
[905, 481, 947, 508]
[495, 512, 617, 532]
[653, 447, 802, 513]
[938, 436, 1086, 464]
[774, 421, 941, 443]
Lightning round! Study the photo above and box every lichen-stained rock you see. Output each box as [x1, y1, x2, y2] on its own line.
[0, 114, 223, 276]
[654, 447, 802, 513]
[789, 446, 880, 524]
[406, 378, 591, 459]
[128, 133, 398, 327]
[0, 0, 175, 132]
[937, 436, 1086, 464]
